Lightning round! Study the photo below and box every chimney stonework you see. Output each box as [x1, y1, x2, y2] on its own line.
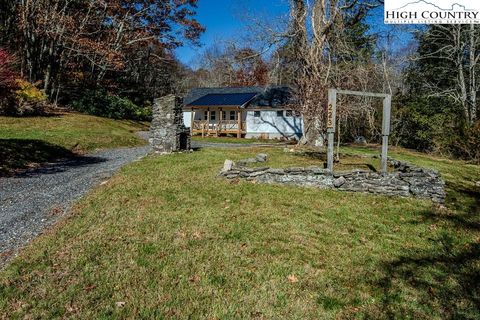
[150, 94, 191, 153]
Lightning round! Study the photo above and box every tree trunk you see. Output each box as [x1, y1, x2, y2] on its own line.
[456, 27, 469, 122]
[470, 23, 477, 123]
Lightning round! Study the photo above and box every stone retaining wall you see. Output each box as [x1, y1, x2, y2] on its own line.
[220, 154, 446, 203]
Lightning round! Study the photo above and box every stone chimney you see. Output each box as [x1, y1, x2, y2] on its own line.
[150, 94, 191, 153]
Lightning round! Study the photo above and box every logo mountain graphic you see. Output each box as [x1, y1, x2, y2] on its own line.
[395, 0, 474, 11]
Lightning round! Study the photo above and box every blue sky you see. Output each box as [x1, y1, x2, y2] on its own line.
[175, 1, 411, 67]
[175, 0, 289, 66]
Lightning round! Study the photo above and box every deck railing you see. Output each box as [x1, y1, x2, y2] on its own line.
[192, 120, 246, 133]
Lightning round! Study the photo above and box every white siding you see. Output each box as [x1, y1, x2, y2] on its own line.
[183, 111, 192, 128]
[245, 110, 303, 140]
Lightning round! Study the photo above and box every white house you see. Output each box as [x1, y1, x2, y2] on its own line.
[182, 86, 303, 140]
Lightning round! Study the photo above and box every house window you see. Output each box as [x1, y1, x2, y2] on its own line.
[221, 111, 226, 120]
[276, 110, 284, 117]
[254, 111, 261, 118]
[204, 111, 216, 121]
[229, 111, 236, 120]
[286, 110, 293, 117]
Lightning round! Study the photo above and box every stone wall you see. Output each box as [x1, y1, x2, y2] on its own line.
[220, 154, 446, 203]
[150, 94, 191, 153]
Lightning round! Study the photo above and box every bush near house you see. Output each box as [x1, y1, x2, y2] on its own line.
[0, 48, 50, 116]
[71, 89, 152, 121]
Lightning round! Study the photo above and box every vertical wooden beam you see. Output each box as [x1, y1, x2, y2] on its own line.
[201, 109, 205, 137]
[217, 108, 222, 137]
[237, 109, 242, 138]
[206, 108, 210, 137]
[327, 89, 337, 172]
[190, 108, 194, 136]
[381, 95, 392, 174]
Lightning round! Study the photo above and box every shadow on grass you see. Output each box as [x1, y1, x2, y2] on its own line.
[0, 139, 106, 177]
[367, 208, 480, 319]
[445, 180, 480, 215]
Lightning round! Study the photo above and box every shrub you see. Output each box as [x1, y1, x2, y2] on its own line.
[71, 89, 152, 121]
[0, 49, 50, 116]
[0, 49, 17, 92]
[0, 49, 19, 112]
[15, 80, 47, 103]
[452, 122, 480, 163]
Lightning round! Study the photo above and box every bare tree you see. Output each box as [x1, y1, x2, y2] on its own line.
[413, 24, 479, 124]
[284, 0, 383, 145]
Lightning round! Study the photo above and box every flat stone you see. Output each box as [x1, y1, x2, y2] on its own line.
[249, 171, 267, 177]
[267, 168, 285, 175]
[222, 159, 234, 172]
[285, 167, 304, 173]
[333, 176, 346, 188]
[256, 153, 268, 162]
[306, 166, 325, 174]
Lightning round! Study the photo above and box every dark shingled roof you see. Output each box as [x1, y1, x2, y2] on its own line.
[189, 92, 258, 107]
[183, 86, 293, 109]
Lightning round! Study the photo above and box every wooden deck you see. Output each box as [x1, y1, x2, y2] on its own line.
[192, 120, 246, 137]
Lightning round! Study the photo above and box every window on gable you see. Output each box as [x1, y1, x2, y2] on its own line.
[286, 110, 293, 117]
[276, 110, 284, 117]
[254, 111, 261, 118]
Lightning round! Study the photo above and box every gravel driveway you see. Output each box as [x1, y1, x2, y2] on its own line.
[0, 144, 150, 266]
[0, 135, 284, 267]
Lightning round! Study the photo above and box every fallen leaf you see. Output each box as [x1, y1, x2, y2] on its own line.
[49, 206, 63, 216]
[84, 284, 97, 292]
[192, 231, 202, 239]
[287, 274, 298, 283]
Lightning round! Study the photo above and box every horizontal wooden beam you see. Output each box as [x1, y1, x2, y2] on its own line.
[335, 89, 391, 99]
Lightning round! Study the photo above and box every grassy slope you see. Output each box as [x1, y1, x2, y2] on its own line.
[0, 147, 479, 319]
[0, 113, 148, 175]
[0, 113, 148, 152]
[192, 136, 284, 144]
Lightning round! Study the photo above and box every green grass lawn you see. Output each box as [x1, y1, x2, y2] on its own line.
[0, 113, 148, 175]
[192, 135, 287, 144]
[0, 146, 479, 319]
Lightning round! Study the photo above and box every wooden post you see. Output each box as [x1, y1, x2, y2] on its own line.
[190, 108, 194, 136]
[206, 108, 210, 137]
[237, 109, 242, 138]
[327, 89, 391, 174]
[381, 95, 392, 175]
[327, 89, 337, 172]
[217, 108, 222, 137]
